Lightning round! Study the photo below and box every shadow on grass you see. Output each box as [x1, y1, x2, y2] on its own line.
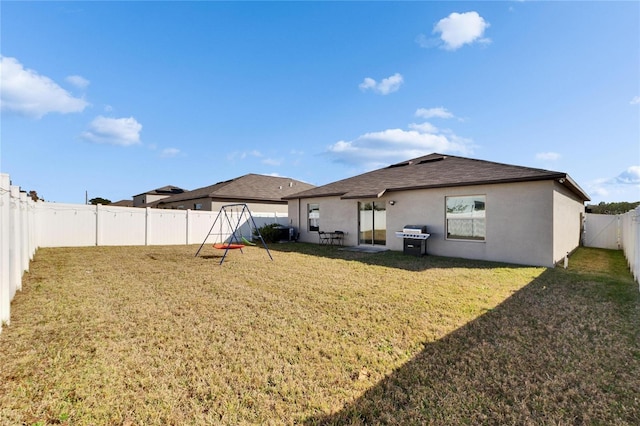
[266, 242, 530, 272]
[303, 251, 640, 425]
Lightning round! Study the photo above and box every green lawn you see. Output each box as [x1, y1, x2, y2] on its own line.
[0, 244, 638, 425]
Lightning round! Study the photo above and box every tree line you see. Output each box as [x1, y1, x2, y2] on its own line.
[587, 201, 640, 215]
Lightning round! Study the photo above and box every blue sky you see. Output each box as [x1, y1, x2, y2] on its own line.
[1, 1, 638, 204]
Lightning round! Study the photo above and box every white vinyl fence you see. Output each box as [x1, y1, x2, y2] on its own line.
[0, 172, 288, 333]
[584, 209, 640, 286]
[1, 174, 38, 331]
[583, 213, 621, 249]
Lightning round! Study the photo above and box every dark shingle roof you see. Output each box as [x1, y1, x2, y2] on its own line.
[157, 174, 315, 204]
[284, 153, 590, 201]
[110, 199, 134, 207]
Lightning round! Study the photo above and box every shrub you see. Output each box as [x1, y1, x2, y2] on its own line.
[254, 223, 281, 243]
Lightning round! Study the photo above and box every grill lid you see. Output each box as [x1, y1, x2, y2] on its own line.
[402, 225, 427, 234]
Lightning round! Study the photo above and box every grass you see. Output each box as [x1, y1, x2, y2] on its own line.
[0, 244, 638, 425]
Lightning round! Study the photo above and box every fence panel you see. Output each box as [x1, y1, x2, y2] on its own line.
[584, 213, 619, 249]
[97, 205, 147, 246]
[35, 203, 97, 247]
[147, 208, 188, 245]
[187, 210, 218, 245]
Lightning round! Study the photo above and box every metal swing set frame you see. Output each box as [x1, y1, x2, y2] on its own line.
[194, 203, 273, 265]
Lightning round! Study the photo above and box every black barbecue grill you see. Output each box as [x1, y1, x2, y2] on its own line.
[395, 225, 430, 256]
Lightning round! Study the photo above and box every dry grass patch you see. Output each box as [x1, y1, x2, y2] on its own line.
[0, 245, 637, 425]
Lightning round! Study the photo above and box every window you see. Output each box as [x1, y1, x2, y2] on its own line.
[446, 195, 486, 241]
[308, 203, 319, 231]
[194, 203, 203, 210]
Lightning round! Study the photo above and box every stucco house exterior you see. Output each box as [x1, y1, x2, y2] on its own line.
[153, 173, 315, 214]
[284, 153, 590, 267]
[133, 185, 187, 207]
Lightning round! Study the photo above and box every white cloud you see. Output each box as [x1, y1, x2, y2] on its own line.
[359, 77, 376, 91]
[415, 107, 454, 120]
[359, 73, 404, 95]
[615, 166, 640, 185]
[326, 119, 474, 169]
[408, 122, 439, 133]
[262, 157, 283, 166]
[630, 96, 640, 105]
[81, 115, 142, 146]
[0, 56, 89, 118]
[588, 184, 609, 198]
[227, 150, 263, 162]
[433, 11, 491, 51]
[536, 152, 561, 161]
[66, 75, 90, 89]
[160, 148, 181, 158]
[587, 166, 640, 202]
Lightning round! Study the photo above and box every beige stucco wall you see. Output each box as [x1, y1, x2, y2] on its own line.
[134, 194, 174, 207]
[289, 197, 361, 246]
[552, 182, 586, 265]
[289, 180, 585, 267]
[159, 197, 213, 211]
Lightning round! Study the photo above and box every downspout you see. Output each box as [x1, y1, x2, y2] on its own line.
[297, 199, 301, 239]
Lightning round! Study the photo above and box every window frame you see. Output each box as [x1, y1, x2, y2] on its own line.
[308, 203, 320, 232]
[445, 194, 486, 241]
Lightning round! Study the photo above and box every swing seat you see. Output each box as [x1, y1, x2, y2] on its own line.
[213, 243, 244, 250]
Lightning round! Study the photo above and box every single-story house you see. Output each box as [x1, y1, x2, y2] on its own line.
[283, 153, 590, 267]
[154, 173, 315, 214]
[133, 185, 187, 207]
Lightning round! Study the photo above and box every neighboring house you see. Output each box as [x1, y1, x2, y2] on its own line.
[155, 173, 315, 214]
[133, 185, 187, 207]
[110, 199, 134, 207]
[284, 153, 590, 267]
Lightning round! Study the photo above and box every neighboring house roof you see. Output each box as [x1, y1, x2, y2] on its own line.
[284, 153, 590, 202]
[110, 199, 134, 207]
[157, 174, 315, 205]
[133, 185, 186, 198]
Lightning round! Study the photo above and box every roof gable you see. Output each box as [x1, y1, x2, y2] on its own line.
[285, 153, 590, 202]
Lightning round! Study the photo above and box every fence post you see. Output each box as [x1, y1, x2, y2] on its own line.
[29, 199, 37, 259]
[634, 207, 640, 288]
[9, 186, 21, 300]
[20, 192, 29, 277]
[0, 174, 11, 330]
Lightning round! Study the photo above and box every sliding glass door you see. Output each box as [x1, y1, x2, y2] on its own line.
[358, 201, 386, 246]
